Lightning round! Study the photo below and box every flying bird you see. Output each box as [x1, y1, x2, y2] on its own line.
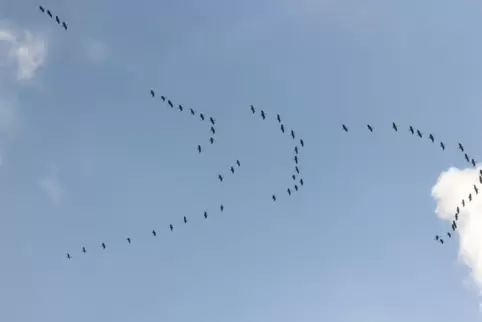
[294, 155, 298, 164]
[459, 143, 464, 152]
[55, 16, 60, 24]
[82, 247, 86, 253]
[435, 235, 439, 241]
[261, 110, 266, 120]
[287, 188, 291, 196]
[127, 237, 131, 244]
[150, 89, 155, 97]
[367, 124, 373, 132]
[39, 5, 45, 12]
[429, 134, 434, 142]
[300, 178, 304, 186]
[462, 199, 465, 207]
[190, 108, 195, 115]
[455, 213, 459, 221]
[475, 185, 479, 194]
[409, 126, 414, 134]
[277, 114, 281, 123]
[62, 21, 67, 30]
[220, 205, 224, 212]
[198, 145, 202, 153]
[184, 216, 187, 224]
[47, 9, 52, 18]
[218, 174, 223, 182]
[456, 206, 459, 214]
[392, 122, 398, 131]
[294, 146, 299, 154]
[295, 166, 300, 174]
[204, 211, 208, 219]
[169, 224, 174, 231]
[300, 139, 304, 147]
[469, 193, 472, 202]
[230, 166, 235, 174]
[210, 117, 215, 125]
[280, 124, 285, 133]
[342, 124, 348, 132]
[67, 253, 71, 259]
[210, 137, 214, 144]
[294, 185, 299, 191]
[178, 104, 183, 111]
[168, 100, 173, 108]
[453, 221, 457, 229]
[272, 195, 276, 202]
[210, 127, 215, 135]
[440, 142, 445, 150]
[472, 159, 476, 167]
[161, 96, 166, 101]
[101, 243, 106, 249]
[416, 129, 422, 138]
[447, 232, 452, 238]
[465, 153, 470, 162]
[250, 105, 255, 113]
[292, 174, 296, 180]
[291, 130, 295, 139]
[440, 239, 444, 244]
[200, 113, 205, 120]
[236, 160, 241, 167]
[152, 230, 157, 237]
[479, 175, 482, 184]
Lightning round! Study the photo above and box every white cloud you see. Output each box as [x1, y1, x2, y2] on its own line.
[84, 39, 108, 64]
[39, 163, 64, 206]
[432, 166, 482, 299]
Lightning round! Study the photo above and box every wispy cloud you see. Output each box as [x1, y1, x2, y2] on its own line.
[39, 163, 64, 206]
[432, 166, 482, 303]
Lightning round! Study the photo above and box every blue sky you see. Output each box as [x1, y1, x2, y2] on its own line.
[2, 0, 482, 321]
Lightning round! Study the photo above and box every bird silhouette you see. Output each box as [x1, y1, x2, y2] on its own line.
[204, 211, 208, 219]
[178, 104, 183, 111]
[47, 9, 52, 18]
[409, 126, 414, 134]
[210, 137, 214, 144]
[218, 174, 223, 182]
[161, 96, 166, 101]
[198, 145, 202, 153]
[300, 139, 304, 147]
[294, 146, 299, 154]
[287, 188, 291, 196]
[472, 159, 476, 167]
[272, 195, 276, 202]
[280, 124, 285, 133]
[230, 166, 235, 174]
[300, 178, 304, 186]
[459, 143, 464, 152]
[261, 110, 266, 120]
[200, 113, 205, 120]
[440, 142, 445, 150]
[168, 100, 173, 107]
[429, 134, 434, 142]
[220, 205, 224, 212]
[367, 124, 373, 132]
[127, 237, 131, 244]
[392, 122, 398, 131]
[152, 230, 157, 237]
[150, 89, 155, 97]
[295, 166, 300, 174]
[39, 5, 45, 12]
[210, 127, 215, 135]
[250, 105, 255, 114]
[62, 21, 67, 30]
[465, 153, 470, 163]
[101, 243, 106, 249]
[210, 117, 215, 125]
[236, 160, 241, 167]
[416, 129, 422, 138]
[294, 185, 299, 191]
[190, 108, 195, 115]
[66, 253, 71, 259]
[342, 124, 348, 132]
[169, 224, 174, 232]
[291, 130, 295, 139]
[82, 247, 86, 253]
[184, 216, 187, 224]
[277, 114, 281, 123]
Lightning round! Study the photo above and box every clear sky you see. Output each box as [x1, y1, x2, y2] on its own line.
[2, 0, 482, 321]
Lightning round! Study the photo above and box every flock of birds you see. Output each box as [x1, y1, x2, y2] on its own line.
[340, 122, 479, 245]
[38, 5, 68, 30]
[35, 4, 475, 258]
[65, 92, 305, 259]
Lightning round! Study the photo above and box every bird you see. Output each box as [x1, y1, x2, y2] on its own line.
[236, 160, 241, 167]
[210, 137, 214, 144]
[261, 110, 266, 120]
[220, 205, 224, 212]
[82, 247, 86, 253]
[440, 142, 445, 150]
[280, 124, 285, 133]
[435, 235, 439, 241]
[287, 188, 291, 196]
[294, 146, 299, 154]
[294, 155, 298, 164]
[465, 153, 470, 163]
[440, 239, 444, 244]
[392, 122, 398, 131]
[210, 117, 215, 125]
[55, 15, 60, 24]
[152, 230, 157, 237]
[447, 232, 452, 238]
[200, 113, 205, 120]
[178, 104, 183, 111]
[429, 134, 434, 142]
[39, 5, 45, 12]
[250, 105, 255, 113]
[453, 221, 458, 229]
[416, 129, 422, 138]
[169, 224, 174, 231]
[161, 96, 166, 101]
[300, 178, 304, 186]
[459, 143, 464, 152]
[150, 89, 155, 97]
[62, 21, 68, 30]
[218, 174, 223, 182]
[272, 195, 276, 201]
[479, 175, 482, 184]
[277, 114, 281, 123]
[455, 213, 459, 221]
[66, 253, 71, 259]
[184, 216, 187, 224]
[342, 124, 348, 132]
[452, 223, 456, 231]
[230, 166, 235, 174]
[101, 243, 106, 249]
[409, 126, 414, 134]
[292, 174, 296, 180]
[198, 145, 202, 153]
[210, 127, 215, 135]
[190, 108, 195, 115]
[47, 9, 52, 18]
[204, 211, 208, 219]
[462, 199, 466, 207]
[291, 130, 295, 139]
[457, 206, 459, 214]
[475, 185, 479, 194]
[295, 166, 300, 174]
[300, 139, 304, 147]
[294, 185, 299, 191]
[469, 193, 472, 202]
[168, 100, 173, 108]
[127, 237, 131, 244]
[367, 124, 373, 132]
[472, 159, 476, 167]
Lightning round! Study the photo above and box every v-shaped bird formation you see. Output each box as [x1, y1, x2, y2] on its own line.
[340, 122, 479, 245]
[38, 5, 68, 30]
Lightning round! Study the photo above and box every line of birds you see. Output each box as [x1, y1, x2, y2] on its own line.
[340, 122, 479, 245]
[149, 89, 218, 154]
[249, 105, 306, 202]
[66, 204, 226, 259]
[38, 5, 68, 30]
[217, 159, 241, 182]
